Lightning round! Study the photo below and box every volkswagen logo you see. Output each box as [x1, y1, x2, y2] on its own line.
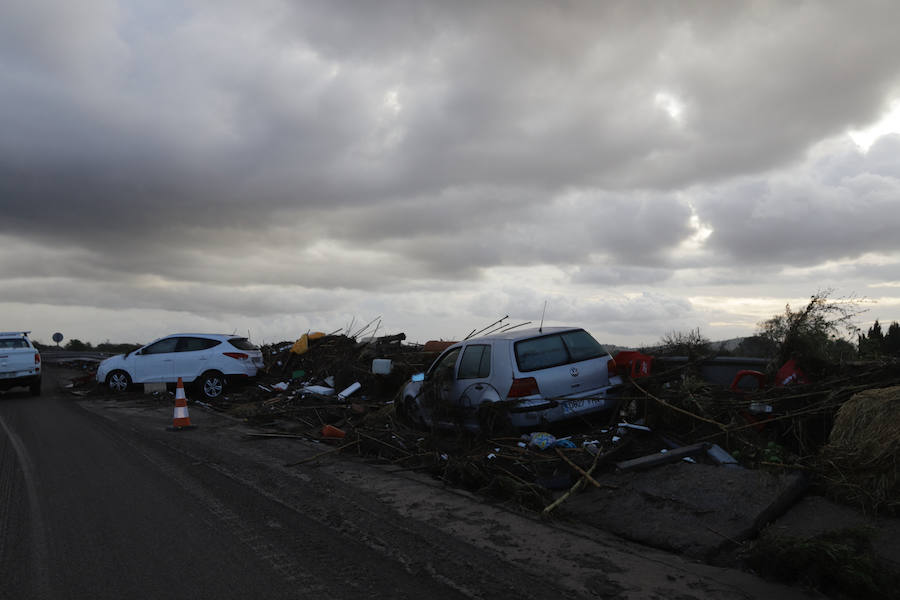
[570, 367, 579, 377]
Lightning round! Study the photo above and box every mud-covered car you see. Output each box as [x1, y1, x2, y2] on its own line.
[96, 333, 263, 399]
[399, 327, 622, 432]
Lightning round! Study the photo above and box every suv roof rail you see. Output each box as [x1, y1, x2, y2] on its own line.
[0, 331, 30, 336]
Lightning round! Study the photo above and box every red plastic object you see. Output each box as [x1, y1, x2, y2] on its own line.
[612, 351, 653, 378]
[729, 370, 767, 392]
[775, 359, 808, 386]
[321, 424, 346, 439]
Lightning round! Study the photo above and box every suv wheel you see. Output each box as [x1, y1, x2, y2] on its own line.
[107, 370, 131, 393]
[198, 371, 225, 400]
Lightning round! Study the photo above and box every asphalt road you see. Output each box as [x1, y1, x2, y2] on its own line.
[2, 369, 814, 600]
[0, 372, 482, 600]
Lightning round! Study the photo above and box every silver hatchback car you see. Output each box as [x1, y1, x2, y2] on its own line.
[400, 327, 623, 432]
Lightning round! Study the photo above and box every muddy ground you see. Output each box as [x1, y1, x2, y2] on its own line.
[44, 365, 857, 600]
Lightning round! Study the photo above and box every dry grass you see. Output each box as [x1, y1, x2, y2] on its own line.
[819, 385, 900, 514]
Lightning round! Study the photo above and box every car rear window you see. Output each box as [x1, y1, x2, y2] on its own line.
[0, 339, 29, 349]
[457, 344, 491, 379]
[228, 337, 258, 351]
[515, 330, 606, 372]
[560, 329, 606, 362]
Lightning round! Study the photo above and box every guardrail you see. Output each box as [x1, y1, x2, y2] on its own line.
[39, 350, 111, 364]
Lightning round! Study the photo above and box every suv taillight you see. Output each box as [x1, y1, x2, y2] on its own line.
[223, 352, 248, 360]
[35, 353, 41, 365]
[607, 357, 617, 377]
[507, 377, 539, 398]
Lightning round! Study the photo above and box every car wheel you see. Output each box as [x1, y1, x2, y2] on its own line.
[199, 371, 225, 400]
[398, 396, 422, 427]
[477, 402, 514, 437]
[30, 379, 41, 396]
[106, 370, 131, 393]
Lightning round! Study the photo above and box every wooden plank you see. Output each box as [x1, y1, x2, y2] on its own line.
[615, 442, 710, 471]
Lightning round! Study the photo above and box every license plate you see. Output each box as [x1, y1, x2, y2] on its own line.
[563, 397, 602, 414]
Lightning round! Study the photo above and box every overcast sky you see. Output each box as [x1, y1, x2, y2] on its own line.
[3, 1, 900, 348]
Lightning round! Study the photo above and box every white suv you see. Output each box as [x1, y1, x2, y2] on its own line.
[0, 331, 42, 396]
[400, 327, 622, 432]
[96, 333, 263, 399]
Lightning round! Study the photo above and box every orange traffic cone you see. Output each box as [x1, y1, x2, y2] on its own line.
[167, 377, 197, 430]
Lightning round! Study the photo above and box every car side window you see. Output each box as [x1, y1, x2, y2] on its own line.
[177, 337, 221, 352]
[141, 338, 179, 355]
[457, 344, 491, 379]
[429, 348, 461, 379]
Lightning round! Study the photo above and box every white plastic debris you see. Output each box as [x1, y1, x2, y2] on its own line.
[272, 382, 289, 391]
[301, 385, 334, 396]
[617, 422, 652, 432]
[324, 376, 335, 387]
[371, 359, 392, 375]
[487, 453, 497, 460]
[338, 382, 361, 400]
[611, 436, 621, 443]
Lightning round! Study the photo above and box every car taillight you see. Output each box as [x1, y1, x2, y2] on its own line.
[507, 377, 539, 398]
[223, 352, 249, 360]
[35, 353, 41, 365]
[607, 357, 617, 377]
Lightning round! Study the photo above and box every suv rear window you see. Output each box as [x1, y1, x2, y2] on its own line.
[228, 338, 258, 351]
[514, 330, 606, 372]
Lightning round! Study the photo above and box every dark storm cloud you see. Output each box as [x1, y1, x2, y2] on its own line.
[697, 134, 900, 267]
[2, 0, 900, 327]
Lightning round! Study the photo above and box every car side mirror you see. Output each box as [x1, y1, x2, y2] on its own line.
[412, 372, 425, 382]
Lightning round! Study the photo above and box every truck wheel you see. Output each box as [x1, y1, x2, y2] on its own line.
[30, 379, 41, 396]
[106, 370, 131, 393]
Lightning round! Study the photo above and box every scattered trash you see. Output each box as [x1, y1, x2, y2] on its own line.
[321, 424, 346, 439]
[338, 382, 361, 400]
[525, 432, 556, 450]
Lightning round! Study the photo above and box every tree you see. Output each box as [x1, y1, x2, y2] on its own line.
[757, 290, 864, 372]
[64, 339, 93, 351]
[656, 328, 710, 359]
[885, 321, 900, 356]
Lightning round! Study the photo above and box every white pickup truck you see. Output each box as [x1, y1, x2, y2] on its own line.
[0, 331, 42, 396]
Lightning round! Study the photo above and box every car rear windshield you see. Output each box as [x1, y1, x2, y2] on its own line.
[228, 337, 259, 351]
[514, 330, 607, 372]
[0, 338, 29, 349]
